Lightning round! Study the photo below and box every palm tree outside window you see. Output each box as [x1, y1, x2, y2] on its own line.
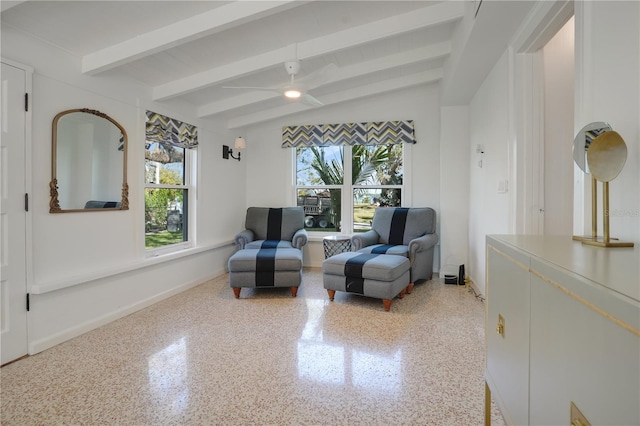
[295, 144, 403, 233]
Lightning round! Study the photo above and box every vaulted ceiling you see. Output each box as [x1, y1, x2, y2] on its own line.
[1, 1, 537, 129]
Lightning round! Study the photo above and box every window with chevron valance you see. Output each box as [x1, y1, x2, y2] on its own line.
[281, 120, 415, 148]
[146, 110, 198, 149]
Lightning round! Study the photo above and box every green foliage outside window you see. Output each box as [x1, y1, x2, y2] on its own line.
[145, 168, 183, 233]
[297, 144, 403, 232]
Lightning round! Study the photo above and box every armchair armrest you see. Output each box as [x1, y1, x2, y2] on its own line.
[351, 230, 380, 251]
[292, 228, 308, 250]
[234, 229, 255, 250]
[408, 233, 439, 263]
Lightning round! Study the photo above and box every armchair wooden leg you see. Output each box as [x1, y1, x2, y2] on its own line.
[232, 287, 241, 299]
[398, 288, 406, 299]
[290, 287, 298, 297]
[327, 289, 336, 301]
[406, 282, 415, 294]
[382, 299, 392, 311]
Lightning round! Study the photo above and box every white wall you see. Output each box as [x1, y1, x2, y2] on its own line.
[468, 51, 512, 294]
[2, 27, 244, 354]
[575, 1, 640, 243]
[440, 106, 470, 276]
[241, 84, 443, 268]
[468, 1, 640, 294]
[543, 17, 575, 236]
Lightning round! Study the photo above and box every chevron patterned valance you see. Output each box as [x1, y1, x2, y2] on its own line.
[282, 120, 415, 148]
[146, 110, 198, 149]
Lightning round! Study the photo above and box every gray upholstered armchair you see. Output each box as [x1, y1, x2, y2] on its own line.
[351, 207, 438, 293]
[229, 207, 308, 298]
[234, 207, 308, 250]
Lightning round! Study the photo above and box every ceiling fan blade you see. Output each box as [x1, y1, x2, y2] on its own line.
[300, 93, 324, 107]
[297, 63, 338, 90]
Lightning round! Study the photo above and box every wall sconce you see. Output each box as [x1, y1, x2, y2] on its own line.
[223, 136, 246, 161]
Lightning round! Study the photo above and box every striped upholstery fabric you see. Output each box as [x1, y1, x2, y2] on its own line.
[351, 207, 438, 285]
[358, 244, 409, 257]
[229, 207, 308, 294]
[372, 207, 435, 245]
[322, 252, 410, 308]
[228, 247, 303, 288]
[236, 207, 307, 250]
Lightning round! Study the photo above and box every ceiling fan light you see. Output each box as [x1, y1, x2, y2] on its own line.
[284, 89, 302, 99]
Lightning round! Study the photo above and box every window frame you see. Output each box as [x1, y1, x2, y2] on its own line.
[293, 143, 410, 235]
[144, 146, 197, 256]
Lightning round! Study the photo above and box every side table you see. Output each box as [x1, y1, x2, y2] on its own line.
[322, 235, 352, 258]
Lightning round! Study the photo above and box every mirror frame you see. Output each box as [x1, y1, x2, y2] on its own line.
[573, 121, 611, 174]
[50, 108, 129, 213]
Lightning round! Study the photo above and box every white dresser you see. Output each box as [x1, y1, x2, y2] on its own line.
[485, 235, 639, 426]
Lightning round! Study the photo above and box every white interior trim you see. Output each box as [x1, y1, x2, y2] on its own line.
[30, 240, 234, 294]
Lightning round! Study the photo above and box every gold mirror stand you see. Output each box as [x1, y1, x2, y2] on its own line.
[573, 175, 604, 242]
[579, 130, 633, 248]
[581, 180, 633, 247]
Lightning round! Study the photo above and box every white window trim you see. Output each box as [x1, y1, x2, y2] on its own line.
[144, 148, 196, 257]
[292, 144, 411, 236]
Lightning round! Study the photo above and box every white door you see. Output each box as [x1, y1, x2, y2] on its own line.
[1, 61, 29, 365]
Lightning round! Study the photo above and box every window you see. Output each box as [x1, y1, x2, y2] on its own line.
[352, 144, 403, 233]
[295, 144, 403, 233]
[144, 111, 197, 251]
[296, 146, 343, 231]
[286, 120, 414, 233]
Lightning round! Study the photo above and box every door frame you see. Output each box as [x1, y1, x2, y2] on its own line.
[1, 57, 34, 360]
[508, 1, 574, 235]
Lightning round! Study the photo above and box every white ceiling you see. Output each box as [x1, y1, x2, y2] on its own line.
[1, 0, 537, 129]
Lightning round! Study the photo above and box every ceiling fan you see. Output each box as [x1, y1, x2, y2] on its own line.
[223, 61, 336, 107]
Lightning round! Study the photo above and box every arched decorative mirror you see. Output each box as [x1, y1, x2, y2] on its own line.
[50, 108, 128, 213]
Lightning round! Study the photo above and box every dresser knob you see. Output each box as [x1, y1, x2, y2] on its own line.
[496, 314, 505, 337]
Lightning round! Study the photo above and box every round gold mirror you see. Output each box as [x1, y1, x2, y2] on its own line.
[573, 121, 611, 173]
[586, 130, 627, 183]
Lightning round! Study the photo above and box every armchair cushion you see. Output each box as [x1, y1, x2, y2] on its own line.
[356, 244, 409, 257]
[245, 240, 295, 249]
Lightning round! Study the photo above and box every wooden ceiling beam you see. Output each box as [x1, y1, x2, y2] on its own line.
[153, 1, 463, 101]
[82, 1, 305, 75]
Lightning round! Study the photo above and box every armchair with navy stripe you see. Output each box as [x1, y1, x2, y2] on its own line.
[351, 207, 438, 293]
[228, 207, 308, 298]
[234, 207, 308, 250]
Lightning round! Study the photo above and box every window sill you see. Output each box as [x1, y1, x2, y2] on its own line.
[30, 240, 234, 295]
[306, 232, 354, 243]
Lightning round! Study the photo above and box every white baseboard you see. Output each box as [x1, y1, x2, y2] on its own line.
[28, 270, 225, 355]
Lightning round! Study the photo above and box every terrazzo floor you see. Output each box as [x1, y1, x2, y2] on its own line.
[1, 270, 505, 425]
